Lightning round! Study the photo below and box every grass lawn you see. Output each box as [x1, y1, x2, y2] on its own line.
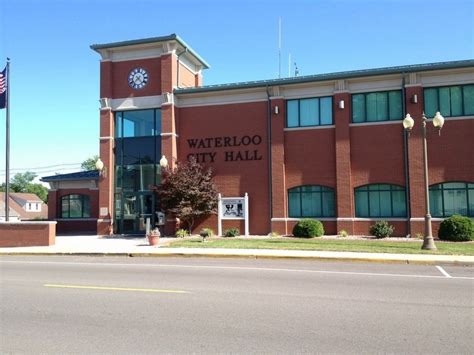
[166, 237, 474, 256]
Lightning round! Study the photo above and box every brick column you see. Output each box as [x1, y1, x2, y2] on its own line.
[47, 190, 58, 220]
[97, 108, 114, 235]
[270, 98, 287, 235]
[160, 53, 178, 168]
[405, 85, 425, 236]
[334, 92, 354, 234]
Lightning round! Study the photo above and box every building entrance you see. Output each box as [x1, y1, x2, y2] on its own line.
[115, 191, 154, 234]
[113, 108, 162, 235]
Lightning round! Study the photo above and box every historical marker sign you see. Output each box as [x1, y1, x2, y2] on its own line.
[218, 193, 249, 236]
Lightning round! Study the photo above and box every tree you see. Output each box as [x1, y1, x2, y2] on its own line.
[154, 158, 219, 233]
[81, 155, 99, 171]
[2, 171, 48, 202]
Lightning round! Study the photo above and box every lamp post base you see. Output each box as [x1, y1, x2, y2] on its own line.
[421, 236, 437, 251]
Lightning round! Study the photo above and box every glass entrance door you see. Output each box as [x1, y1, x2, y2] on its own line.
[116, 192, 154, 234]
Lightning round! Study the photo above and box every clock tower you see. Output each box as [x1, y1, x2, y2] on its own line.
[91, 34, 209, 235]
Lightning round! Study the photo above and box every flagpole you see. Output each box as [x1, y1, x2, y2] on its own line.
[5, 58, 10, 221]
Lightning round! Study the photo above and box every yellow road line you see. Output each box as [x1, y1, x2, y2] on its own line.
[44, 284, 189, 294]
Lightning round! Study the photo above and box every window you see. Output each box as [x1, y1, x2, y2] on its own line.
[286, 97, 333, 127]
[288, 185, 335, 218]
[352, 90, 402, 123]
[355, 184, 406, 218]
[429, 182, 474, 217]
[424, 84, 474, 118]
[115, 109, 161, 138]
[61, 194, 91, 218]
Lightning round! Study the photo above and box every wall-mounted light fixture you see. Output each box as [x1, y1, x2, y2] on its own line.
[159, 155, 168, 168]
[95, 158, 107, 178]
[338, 100, 345, 109]
[274, 105, 279, 115]
[411, 94, 418, 104]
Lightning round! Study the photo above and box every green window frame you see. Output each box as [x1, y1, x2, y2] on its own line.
[286, 97, 333, 128]
[429, 182, 474, 218]
[355, 184, 406, 218]
[61, 194, 91, 218]
[424, 84, 474, 118]
[352, 90, 403, 123]
[288, 185, 335, 218]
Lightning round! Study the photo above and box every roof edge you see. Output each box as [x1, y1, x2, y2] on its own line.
[175, 59, 474, 95]
[90, 33, 210, 69]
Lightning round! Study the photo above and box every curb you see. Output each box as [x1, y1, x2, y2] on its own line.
[1, 250, 473, 266]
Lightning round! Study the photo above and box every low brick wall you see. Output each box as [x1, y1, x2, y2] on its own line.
[0, 221, 56, 247]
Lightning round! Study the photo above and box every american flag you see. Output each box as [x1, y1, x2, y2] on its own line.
[0, 66, 6, 109]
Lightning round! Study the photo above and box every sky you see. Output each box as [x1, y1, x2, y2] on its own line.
[0, 0, 473, 184]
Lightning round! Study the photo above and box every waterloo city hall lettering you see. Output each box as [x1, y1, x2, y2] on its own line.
[187, 135, 263, 163]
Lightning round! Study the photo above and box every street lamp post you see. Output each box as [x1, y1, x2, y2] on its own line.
[403, 112, 445, 250]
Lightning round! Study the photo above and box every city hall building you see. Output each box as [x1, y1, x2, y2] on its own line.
[55, 34, 473, 236]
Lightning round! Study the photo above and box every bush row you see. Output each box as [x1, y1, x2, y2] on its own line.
[177, 215, 473, 241]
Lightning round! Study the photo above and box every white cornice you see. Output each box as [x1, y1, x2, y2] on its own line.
[176, 89, 268, 108]
[111, 95, 164, 110]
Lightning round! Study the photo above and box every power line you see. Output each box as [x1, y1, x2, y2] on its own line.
[0, 162, 82, 173]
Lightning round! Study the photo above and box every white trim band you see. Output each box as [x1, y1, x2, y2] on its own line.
[284, 125, 335, 132]
[161, 132, 179, 138]
[349, 120, 402, 127]
[410, 217, 445, 222]
[272, 218, 336, 222]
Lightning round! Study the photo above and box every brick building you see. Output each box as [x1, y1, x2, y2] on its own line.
[90, 34, 474, 237]
[42, 171, 99, 234]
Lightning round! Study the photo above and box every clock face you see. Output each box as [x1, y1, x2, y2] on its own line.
[128, 67, 149, 89]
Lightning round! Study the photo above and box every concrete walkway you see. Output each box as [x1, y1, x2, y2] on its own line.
[1, 235, 473, 265]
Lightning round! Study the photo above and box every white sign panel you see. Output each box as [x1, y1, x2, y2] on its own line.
[221, 198, 245, 220]
[218, 193, 249, 236]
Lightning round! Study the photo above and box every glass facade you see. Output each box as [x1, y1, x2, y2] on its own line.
[424, 84, 474, 118]
[61, 194, 90, 218]
[355, 184, 406, 218]
[286, 97, 333, 127]
[429, 182, 474, 218]
[352, 90, 403, 123]
[114, 109, 162, 234]
[288, 185, 335, 218]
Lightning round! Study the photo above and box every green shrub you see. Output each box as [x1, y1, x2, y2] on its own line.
[223, 228, 240, 238]
[292, 219, 324, 238]
[369, 221, 394, 238]
[339, 229, 348, 238]
[176, 229, 189, 238]
[438, 215, 474, 242]
[199, 227, 214, 239]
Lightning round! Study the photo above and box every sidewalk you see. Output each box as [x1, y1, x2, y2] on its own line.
[1, 235, 473, 265]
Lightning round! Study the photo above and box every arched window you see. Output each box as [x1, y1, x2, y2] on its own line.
[430, 182, 474, 217]
[61, 194, 91, 218]
[355, 184, 406, 218]
[288, 185, 335, 218]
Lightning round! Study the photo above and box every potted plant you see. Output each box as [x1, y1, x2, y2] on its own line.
[147, 227, 161, 246]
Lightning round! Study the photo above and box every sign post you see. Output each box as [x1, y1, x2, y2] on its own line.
[218, 193, 249, 236]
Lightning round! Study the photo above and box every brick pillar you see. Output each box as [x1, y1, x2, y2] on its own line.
[405, 85, 425, 236]
[47, 190, 58, 220]
[97, 108, 114, 235]
[270, 98, 287, 235]
[160, 54, 179, 234]
[334, 92, 354, 234]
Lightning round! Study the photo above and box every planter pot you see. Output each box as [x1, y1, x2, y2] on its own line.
[147, 235, 160, 246]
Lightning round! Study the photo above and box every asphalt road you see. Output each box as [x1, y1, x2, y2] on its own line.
[1, 256, 473, 354]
